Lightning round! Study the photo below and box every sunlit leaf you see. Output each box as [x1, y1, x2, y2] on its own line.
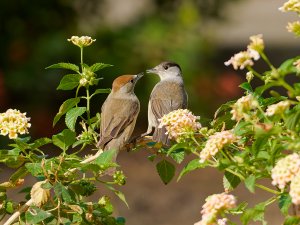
[65, 107, 86, 131]
[46, 62, 79, 73]
[57, 74, 80, 90]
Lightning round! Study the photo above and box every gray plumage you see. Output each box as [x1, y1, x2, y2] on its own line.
[145, 61, 188, 145]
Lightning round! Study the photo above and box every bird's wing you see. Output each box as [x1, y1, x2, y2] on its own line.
[150, 82, 187, 120]
[98, 98, 139, 148]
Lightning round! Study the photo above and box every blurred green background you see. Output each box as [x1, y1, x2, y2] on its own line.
[0, 0, 248, 140]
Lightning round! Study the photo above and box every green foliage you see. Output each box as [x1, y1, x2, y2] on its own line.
[156, 159, 175, 185]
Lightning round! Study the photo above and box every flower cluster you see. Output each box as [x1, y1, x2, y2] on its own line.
[0, 109, 31, 139]
[80, 67, 97, 87]
[200, 130, 237, 163]
[224, 34, 263, 70]
[194, 193, 236, 225]
[68, 36, 96, 48]
[224, 49, 259, 70]
[158, 109, 201, 142]
[279, 0, 300, 13]
[247, 34, 264, 52]
[271, 153, 300, 190]
[294, 59, 300, 70]
[230, 94, 259, 121]
[290, 173, 300, 205]
[287, 21, 300, 36]
[265, 100, 290, 117]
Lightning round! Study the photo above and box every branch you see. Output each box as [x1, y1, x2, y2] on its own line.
[4, 150, 104, 225]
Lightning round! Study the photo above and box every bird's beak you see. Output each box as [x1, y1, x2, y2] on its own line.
[146, 68, 157, 74]
[135, 72, 144, 80]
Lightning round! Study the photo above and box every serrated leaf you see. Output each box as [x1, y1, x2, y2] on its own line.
[177, 159, 207, 181]
[169, 150, 185, 164]
[25, 207, 52, 224]
[241, 203, 266, 225]
[239, 82, 253, 93]
[223, 171, 241, 191]
[156, 160, 175, 185]
[244, 175, 256, 193]
[53, 98, 80, 126]
[30, 137, 52, 149]
[65, 107, 86, 131]
[30, 181, 50, 207]
[91, 88, 111, 97]
[46, 62, 79, 73]
[54, 182, 72, 203]
[94, 148, 117, 166]
[89, 63, 113, 72]
[283, 216, 300, 225]
[279, 193, 292, 216]
[105, 185, 128, 208]
[57, 74, 80, 90]
[9, 166, 28, 183]
[52, 129, 76, 151]
[25, 163, 43, 176]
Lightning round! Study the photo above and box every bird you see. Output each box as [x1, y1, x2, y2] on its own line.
[143, 61, 188, 146]
[97, 73, 143, 161]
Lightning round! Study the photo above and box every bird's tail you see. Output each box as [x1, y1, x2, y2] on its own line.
[153, 127, 170, 146]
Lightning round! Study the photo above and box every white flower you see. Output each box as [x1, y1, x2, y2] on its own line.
[247, 34, 264, 52]
[225, 49, 259, 70]
[271, 153, 300, 190]
[279, 0, 300, 13]
[0, 109, 31, 139]
[265, 100, 290, 117]
[287, 21, 300, 36]
[294, 59, 300, 70]
[230, 94, 258, 121]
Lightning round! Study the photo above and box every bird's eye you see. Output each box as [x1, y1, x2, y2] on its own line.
[163, 65, 169, 70]
[130, 79, 134, 83]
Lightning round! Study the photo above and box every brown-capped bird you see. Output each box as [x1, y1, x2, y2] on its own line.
[97, 73, 143, 161]
[143, 61, 188, 145]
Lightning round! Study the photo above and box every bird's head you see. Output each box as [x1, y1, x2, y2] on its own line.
[146, 61, 182, 80]
[112, 73, 143, 94]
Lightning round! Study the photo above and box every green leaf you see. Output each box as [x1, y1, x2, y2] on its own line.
[46, 62, 79, 73]
[53, 98, 80, 126]
[177, 159, 206, 181]
[65, 107, 86, 131]
[167, 143, 187, 156]
[169, 150, 185, 164]
[57, 74, 81, 90]
[89, 63, 113, 72]
[9, 166, 28, 183]
[25, 163, 43, 176]
[105, 185, 128, 208]
[239, 82, 253, 93]
[25, 207, 52, 224]
[283, 216, 300, 225]
[52, 129, 76, 151]
[92, 88, 111, 96]
[54, 182, 72, 203]
[244, 175, 256, 193]
[5, 201, 14, 214]
[156, 159, 175, 185]
[279, 193, 292, 216]
[223, 171, 241, 191]
[241, 203, 266, 225]
[94, 148, 117, 166]
[30, 137, 52, 149]
[278, 57, 299, 76]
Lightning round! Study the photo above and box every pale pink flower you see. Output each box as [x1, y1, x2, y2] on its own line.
[200, 130, 237, 163]
[158, 109, 201, 142]
[0, 109, 31, 139]
[271, 153, 300, 190]
[230, 94, 258, 121]
[290, 173, 300, 205]
[194, 193, 236, 225]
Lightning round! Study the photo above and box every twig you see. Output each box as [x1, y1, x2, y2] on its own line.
[3, 199, 33, 225]
[4, 150, 104, 225]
